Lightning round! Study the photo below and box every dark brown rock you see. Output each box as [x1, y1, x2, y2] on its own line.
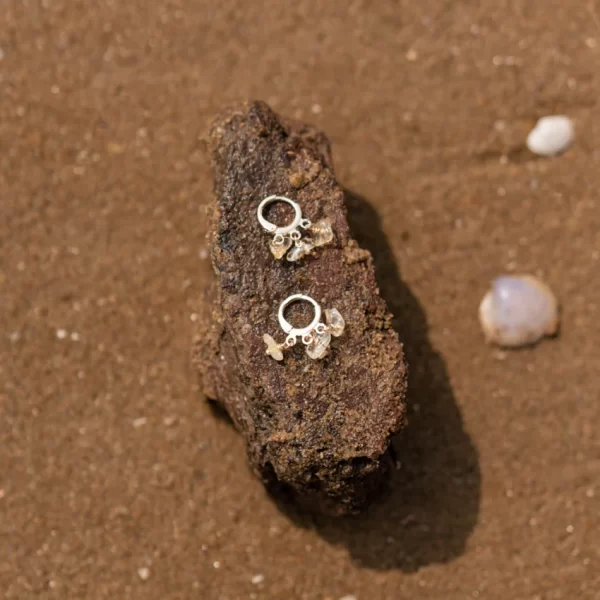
[193, 101, 407, 515]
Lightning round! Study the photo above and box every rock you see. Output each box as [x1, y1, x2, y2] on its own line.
[526, 115, 574, 156]
[479, 275, 559, 347]
[193, 101, 407, 515]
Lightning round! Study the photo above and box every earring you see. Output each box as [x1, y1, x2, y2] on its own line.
[257, 195, 334, 262]
[263, 294, 345, 361]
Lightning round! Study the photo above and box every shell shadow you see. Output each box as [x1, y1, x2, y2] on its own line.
[274, 190, 481, 571]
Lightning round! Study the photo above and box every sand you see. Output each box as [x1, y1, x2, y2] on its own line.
[1, 1, 599, 598]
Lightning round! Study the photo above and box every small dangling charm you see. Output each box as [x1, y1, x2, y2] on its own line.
[257, 195, 334, 262]
[263, 295, 346, 361]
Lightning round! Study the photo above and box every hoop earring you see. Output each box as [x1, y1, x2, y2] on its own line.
[257, 195, 334, 262]
[263, 294, 345, 361]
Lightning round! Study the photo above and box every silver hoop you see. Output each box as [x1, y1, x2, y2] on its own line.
[277, 294, 322, 339]
[257, 195, 334, 262]
[257, 195, 303, 235]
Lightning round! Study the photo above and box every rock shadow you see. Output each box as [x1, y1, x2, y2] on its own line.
[275, 190, 481, 571]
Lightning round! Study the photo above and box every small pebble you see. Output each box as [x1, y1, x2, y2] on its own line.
[251, 574, 264, 585]
[132, 417, 147, 428]
[137, 567, 150, 581]
[479, 275, 559, 347]
[107, 142, 126, 155]
[56, 329, 68, 340]
[406, 48, 418, 61]
[526, 115, 574, 156]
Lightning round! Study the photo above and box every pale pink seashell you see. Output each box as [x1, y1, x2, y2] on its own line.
[479, 275, 559, 347]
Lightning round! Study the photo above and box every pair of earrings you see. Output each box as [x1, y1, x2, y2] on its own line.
[256, 195, 345, 361]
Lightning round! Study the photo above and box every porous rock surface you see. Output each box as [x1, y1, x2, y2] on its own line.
[193, 101, 407, 515]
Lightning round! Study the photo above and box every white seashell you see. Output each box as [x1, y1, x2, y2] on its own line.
[526, 115, 574, 157]
[479, 275, 559, 347]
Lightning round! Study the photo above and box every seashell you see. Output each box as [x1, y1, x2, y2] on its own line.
[526, 115, 574, 157]
[479, 275, 559, 347]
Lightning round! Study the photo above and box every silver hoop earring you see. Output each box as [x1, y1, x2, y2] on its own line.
[263, 294, 345, 361]
[257, 195, 334, 262]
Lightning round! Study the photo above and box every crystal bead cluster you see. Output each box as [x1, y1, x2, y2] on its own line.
[264, 307, 345, 361]
[269, 218, 334, 262]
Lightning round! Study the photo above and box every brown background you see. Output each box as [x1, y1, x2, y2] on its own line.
[1, 1, 599, 598]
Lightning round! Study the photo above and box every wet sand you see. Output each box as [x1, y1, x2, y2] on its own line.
[1, 1, 599, 598]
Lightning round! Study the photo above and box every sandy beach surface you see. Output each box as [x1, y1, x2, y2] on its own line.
[1, 1, 599, 598]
